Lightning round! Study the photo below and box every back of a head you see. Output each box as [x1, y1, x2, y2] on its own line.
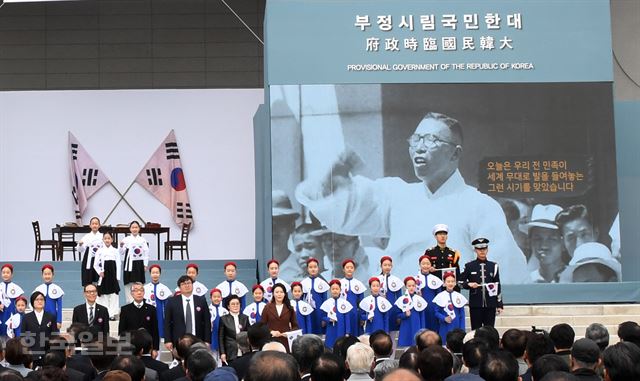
[4, 338, 25, 366]
[463, 339, 489, 370]
[584, 323, 609, 351]
[501, 329, 527, 358]
[187, 349, 217, 381]
[245, 351, 300, 381]
[177, 333, 202, 362]
[446, 328, 466, 355]
[549, 324, 575, 350]
[40, 366, 69, 381]
[617, 321, 639, 341]
[370, 331, 393, 358]
[311, 353, 345, 381]
[129, 329, 153, 355]
[247, 321, 271, 350]
[0, 371, 23, 381]
[475, 326, 501, 351]
[381, 368, 422, 381]
[373, 359, 399, 381]
[67, 322, 91, 346]
[291, 335, 325, 373]
[103, 370, 133, 381]
[602, 341, 640, 381]
[479, 350, 519, 381]
[531, 354, 571, 381]
[417, 345, 453, 381]
[110, 355, 145, 381]
[87, 340, 118, 372]
[236, 331, 250, 354]
[262, 341, 287, 353]
[526, 332, 556, 366]
[416, 330, 442, 352]
[43, 350, 67, 369]
[398, 350, 419, 372]
[346, 342, 375, 374]
[334, 335, 359, 362]
[539, 371, 578, 381]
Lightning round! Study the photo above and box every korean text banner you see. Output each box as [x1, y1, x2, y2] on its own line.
[265, 0, 613, 84]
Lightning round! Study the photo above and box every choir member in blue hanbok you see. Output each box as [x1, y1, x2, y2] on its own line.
[243, 284, 267, 325]
[6, 296, 26, 338]
[415, 255, 442, 331]
[77, 217, 102, 287]
[433, 272, 468, 345]
[359, 277, 392, 334]
[290, 282, 314, 334]
[144, 264, 171, 339]
[339, 259, 365, 336]
[321, 279, 353, 349]
[260, 259, 291, 302]
[181, 263, 209, 297]
[34, 264, 64, 330]
[0, 264, 24, 336]
[301, 257, 328, 335]
[209, 288, 228, 363]
[215, 262, 249, 309]
[395, 276, 428, 347]
[120, 221, 150, 304]
[377, 256, 403, 332]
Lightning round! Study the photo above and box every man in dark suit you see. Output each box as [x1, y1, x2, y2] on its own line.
[71, 284, 110, 340]
[130, 328, 168, 375]
[119, 282, 160, 350]
[159, 334, 201, 381]
[65, 323, 97, 380]
[163, 275, 211, 350]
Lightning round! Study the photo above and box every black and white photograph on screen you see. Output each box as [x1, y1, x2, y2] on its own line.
[270, 83, 620, 285]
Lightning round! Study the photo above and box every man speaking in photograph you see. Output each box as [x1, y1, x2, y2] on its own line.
[295, 112, 528, 283]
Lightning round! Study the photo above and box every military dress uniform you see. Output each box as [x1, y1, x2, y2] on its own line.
[424, 245, 461, 286]
[460, 238, 503, 329]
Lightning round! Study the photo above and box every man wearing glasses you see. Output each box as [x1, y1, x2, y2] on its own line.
[71, 284, 110, 340]
[295, 112, 527, 283]
[163, 275, 211, 350]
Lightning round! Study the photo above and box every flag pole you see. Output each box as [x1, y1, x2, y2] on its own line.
[104, 182, 145, 224]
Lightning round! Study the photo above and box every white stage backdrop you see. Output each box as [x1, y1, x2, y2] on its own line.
[0, 89, 263, 261]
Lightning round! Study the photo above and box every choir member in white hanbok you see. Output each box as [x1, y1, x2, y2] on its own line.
[77, 217, 102, 286]
[215, 262, 249, 309]
[415, 255, 442, 331]
[339, 259, 365, 336]
[290, 282, 314, 334]
[396, 276, 428, 347]
[260, 259, 290, 301]
[34, 264, 64, 330]
[243, 284, 267, 325]
[0, 264, 24, 336]
[120, 221, 149, 303]
[301, 257, 329, 335]
[433, 272, 467, 345]
[321, 279, 353, 349]
[144, 264, 172, 339]
[94, 232, 121, 319]
[359, 277, 392, 334]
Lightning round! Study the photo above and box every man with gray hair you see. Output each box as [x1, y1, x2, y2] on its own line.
[119, 282, 160, 350]
[346, 342, 375, 380]
[584, 323, 609, 351]
[292, 334, 325, 381]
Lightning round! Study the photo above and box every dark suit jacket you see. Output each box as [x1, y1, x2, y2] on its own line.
[21, 310, 57, 357]
[118, 302, 160, 349]
[163, 294, 211, 345]
[141, 355, 169, 374]
[159, 365, 186, 381]
[67, 353, 97, 380]
[261, 302, 299, 351]
[218, 313, 250, 363]
[230, 351, 256, 380]
[72, 303, 110, 340]
[26, 367, 89, 381]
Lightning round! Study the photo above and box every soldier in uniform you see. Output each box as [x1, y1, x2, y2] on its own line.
[460, 238, 503, 330]
[424, 224, 461, 285]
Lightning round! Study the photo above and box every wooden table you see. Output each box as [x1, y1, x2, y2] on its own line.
[52, 225, 171, 260]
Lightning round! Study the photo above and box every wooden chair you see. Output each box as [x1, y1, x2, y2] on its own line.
[32, 221, 58, 261]
[56, 224, 77, 261]
[164, 223, 191, 260]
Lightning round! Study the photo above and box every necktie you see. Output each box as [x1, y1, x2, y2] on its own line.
[89, 306, 94, 325]
[228, 280, 233, 295]
[185, 299, 193, 334]
[384, 274, 389, 295]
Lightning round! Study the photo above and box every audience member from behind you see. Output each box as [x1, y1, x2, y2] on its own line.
[369, 331, 393, 366]
[245, 351, 300, 381]
[292, 334, 325, 381]
[398, 349, 419, 373]
[584, 324, 609, 352]
[569, 338, 601, 381]
[539, 372, 578, 381]
[549, 324, 575, 366]
[131, 328, 169, 375]
[616, 321, 638, 342]
[186, 349, 216, 381]
[160, 334, 201, 381]
[446, 329, 466, 359]
[346, 342, 375, 380]
[110, 355, 145, 381]
[446, 339, 488, 381]
[502, 329, 529, 376]
[373, 359, 398, 381]
[602, 342, 640, 381]
[4, 338, 32, 377]
[479, 350, 520, 381]
[103, 370, 132, 381]
[311, 353, 346, 381]
[381, 368, 421, 381]
[418, 345, 453, 381]
[531, 354, 570, 381]
[87, 340, 118, 381]
[416, 330, 442, 352]
[475, 326, 501, 351]
[522, 331, 556, 381]
[231, 322, 272, 380]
